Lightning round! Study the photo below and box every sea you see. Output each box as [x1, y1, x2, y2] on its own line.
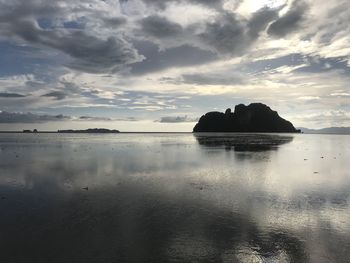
[0, 133, 349, 262]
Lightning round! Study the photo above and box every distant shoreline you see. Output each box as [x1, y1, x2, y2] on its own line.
[0, 131, 192, 134]
[0, 131, 349, 135]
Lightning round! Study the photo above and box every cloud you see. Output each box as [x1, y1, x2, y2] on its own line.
[180, 72, 245, 86]
[102, 17, 127, 28]
[0, 1, 144, 74]
[13, 21, 143, 73]
[0, 0, 307, 77]
[0, 111, 71, 123]
[0, 0, 350, 131]
[195, 8, 279, 56]
[330, 92, 350, 97]
[297, 96, 320, 101]
[158, 116, 199, 123]
[0, 111, 137, 123]
[131, 41, 217, 75]
[247, 7, 279, 38]
[79, 116, 140, 122]
[136, 0, 223, 10]
[79, 116, 112, 121]
[132, 7, 280, 61]
[293, 55, 350, 74]
[197, 12, 247, 56]
[139, 15, 183, 38]
[267, 0, 308, 37]
[295, 110, 350, 127]
[0, 92, 26, 98]
[41, 91, 67, 100]
[113, 117, 139, 121]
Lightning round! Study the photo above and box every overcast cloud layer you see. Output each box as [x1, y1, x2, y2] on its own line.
[0, 0, 350, 130]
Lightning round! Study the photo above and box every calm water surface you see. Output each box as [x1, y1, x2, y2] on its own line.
[0, 133, 349, 262]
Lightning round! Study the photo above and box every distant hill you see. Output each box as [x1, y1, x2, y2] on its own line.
[300, 127, 350, 134]
[58, 128, 120, 133]
[193, 103, 300, 133]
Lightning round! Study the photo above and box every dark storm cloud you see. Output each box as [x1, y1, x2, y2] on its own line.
[199, 8, 280, 56]
[0, 0, 302, 77]
[248, 7, 280, 38]
[0, 1, 62, 20]
[198, 12, 247, 56]
[0, 0, 313, 82]
[10, 20, 143, 73]
[136, 0, 223, 10]
[103, 17, 127, 28]
[0, 1, 143, 74]
[158, 116, 198, 123]
[268, 0, 308, 37]
[131, 41, 217, 75]
[135, 7, 279, 59]
[0, 93, 26, 98]
[139, 15, 183, 38]
[41, 91, 67, 100]
[0, 111, 71, 123]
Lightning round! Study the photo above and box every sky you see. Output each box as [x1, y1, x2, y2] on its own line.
[0, 0, 350, 131]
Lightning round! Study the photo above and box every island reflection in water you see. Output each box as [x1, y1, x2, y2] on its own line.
[0, 133, 349, 262]
[194, 133, 294, 151]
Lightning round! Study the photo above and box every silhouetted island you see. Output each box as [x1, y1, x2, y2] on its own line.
[22, 129, 38, 133]
[193, 103, 300, 133]
[58, 128, 120, 133]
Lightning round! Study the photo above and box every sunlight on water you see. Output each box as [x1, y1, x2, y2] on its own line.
[0, 133, 349, 262]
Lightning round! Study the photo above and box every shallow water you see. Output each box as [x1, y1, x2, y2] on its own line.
[0, 133, 349, 262]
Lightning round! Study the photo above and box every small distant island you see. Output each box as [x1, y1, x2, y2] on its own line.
[58, 128, 120, 133]
[23, 129, 38, 133]
[193, 103, 300, 133]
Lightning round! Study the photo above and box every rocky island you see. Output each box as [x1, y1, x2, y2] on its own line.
[193, 103, 300, 133]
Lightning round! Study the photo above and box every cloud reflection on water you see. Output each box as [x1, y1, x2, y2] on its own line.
[0, 133, 349, 262]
